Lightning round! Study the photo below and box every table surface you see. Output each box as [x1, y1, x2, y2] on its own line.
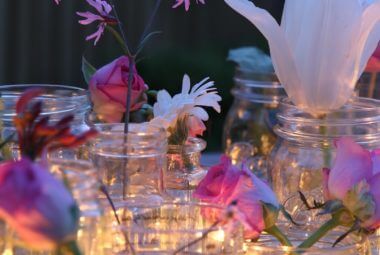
[201, 152, 221, 167]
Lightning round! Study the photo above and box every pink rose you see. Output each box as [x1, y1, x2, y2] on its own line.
[89, 56, 148, 123]
[0, 159, 78, 249]
[323, 137, 380, 230]
[365, 42, 380, 72]
[187, 116, 206, 137]
[193, 156, 279, 239]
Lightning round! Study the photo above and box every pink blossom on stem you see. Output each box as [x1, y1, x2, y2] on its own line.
[89, 56, 148, 123]
[193, 155, 279, 239]
[323, 137, 380, 230]
[172, 0, 206, 11]
[77, 0, 117, 45]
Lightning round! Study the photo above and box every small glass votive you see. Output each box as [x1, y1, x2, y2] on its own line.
[245, 233, 372, 255]
[103, 202, 245, 254]
[89, 123, 168, 207]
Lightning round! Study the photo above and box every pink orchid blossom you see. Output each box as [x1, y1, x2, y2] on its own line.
[366, 42, 380, 72]
[77, 0, 117, 45]
[172, 0, 206, 11]
[323, 137, 380, 230]
[0, 159, 78, 249]
[187, 115, 206, 137]
[89, 56, 148, 123]
[193, 155, 279, 239]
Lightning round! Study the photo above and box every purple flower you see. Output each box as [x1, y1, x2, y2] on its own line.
[194, 156, 279, 239]
[54, 0, 60, 5]
[323, 137, 380, 230]
[0, 159, 78, 249]
[77, 0, 117, 45]
[172, 0, 206, 11]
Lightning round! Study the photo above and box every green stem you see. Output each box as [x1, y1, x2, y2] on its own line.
[298, 218, 340, 248]
[105, 26, 130, 55]
[266, 225, 293, 247]
[56, 240, 82, 255]
[319, 124, 331, 168]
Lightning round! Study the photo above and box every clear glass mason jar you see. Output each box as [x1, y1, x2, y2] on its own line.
[90, 123, 167, 208]
[245, 233, 372, 255]
[269, 97, 380, 229]
[0, 84, 91, 160]
[0, 159, 104, 255]
[223, 68, 286, 178]
[165, 137, 207, 202]
[102, 202, 245, 254]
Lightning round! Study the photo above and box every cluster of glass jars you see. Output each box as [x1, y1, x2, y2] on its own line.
[1, 80, 380, 254]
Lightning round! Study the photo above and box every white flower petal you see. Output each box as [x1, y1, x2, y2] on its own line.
[181, 74, 191, 94]
[190, 77, 211, 94]
[189, 107, 209, 121]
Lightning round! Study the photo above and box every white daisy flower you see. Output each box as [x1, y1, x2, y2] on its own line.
[150, 74, 221, 129]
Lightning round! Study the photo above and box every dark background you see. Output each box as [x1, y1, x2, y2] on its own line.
[0, 0, 285, 151]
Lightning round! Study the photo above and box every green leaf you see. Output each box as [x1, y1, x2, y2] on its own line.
[262, 202, 279, 229]
[81, 56, 97, 84]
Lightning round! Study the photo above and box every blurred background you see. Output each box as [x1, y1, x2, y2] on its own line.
[0, 0, 285, 151]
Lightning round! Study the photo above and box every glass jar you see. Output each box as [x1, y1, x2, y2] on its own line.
[102, 202, 244, 254]
[90, 123, 167, 208]
[246, 233, 371, 255]
[0, 84, 91, 160]
[223, 69, 286, 178]
[269, 97, 380, 229]
[166, 137, 207, 202]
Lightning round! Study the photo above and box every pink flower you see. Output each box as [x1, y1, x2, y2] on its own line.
[77, 0, 117, 45]
[187, 116, 206, 137]
[89, 56, 148, 123]
[0, 158, 78, 249]
[54, 0, 60, 4]
[172, 0, 206, 11]
[194, 156, 279, 239]
[323, 137, 380, 230]
[365, 42, 380, 72]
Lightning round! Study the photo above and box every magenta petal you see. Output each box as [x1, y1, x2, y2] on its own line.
[362, 173, 380, 230]
[372, 149, 380, 175]
[322, 168, 332, 200]
[328, 137, 373, 200]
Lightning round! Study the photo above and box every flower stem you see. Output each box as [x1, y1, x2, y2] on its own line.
[265, 225, 293, 247]
[105, 26, 130, 55]
[56, 240, 82, 255]
[298, 218, 340, 248]
[108, 0, 132, 56]
[138, 0, 162, 45]
[124, 56, 135, 134]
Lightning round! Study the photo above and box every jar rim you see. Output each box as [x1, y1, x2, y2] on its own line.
[94, 122, 166, 139]
[0, 84, 87, 97]
[116, 202, 227, 233]
[167, 137, 207, 153]
[275, 96, 380, 145]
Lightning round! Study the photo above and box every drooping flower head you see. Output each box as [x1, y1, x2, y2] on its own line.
[150, 74, 221, 143]
[13, 89, 98, 160]
[77, 0, 117, 45]
[0, 158, 78, 249]
[225, 0, 380, 115]
[194, 156, 280, 239]
[172, 0, 206, 11]
[323, 137, 380, 231]
[89, 56, 149, 123]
